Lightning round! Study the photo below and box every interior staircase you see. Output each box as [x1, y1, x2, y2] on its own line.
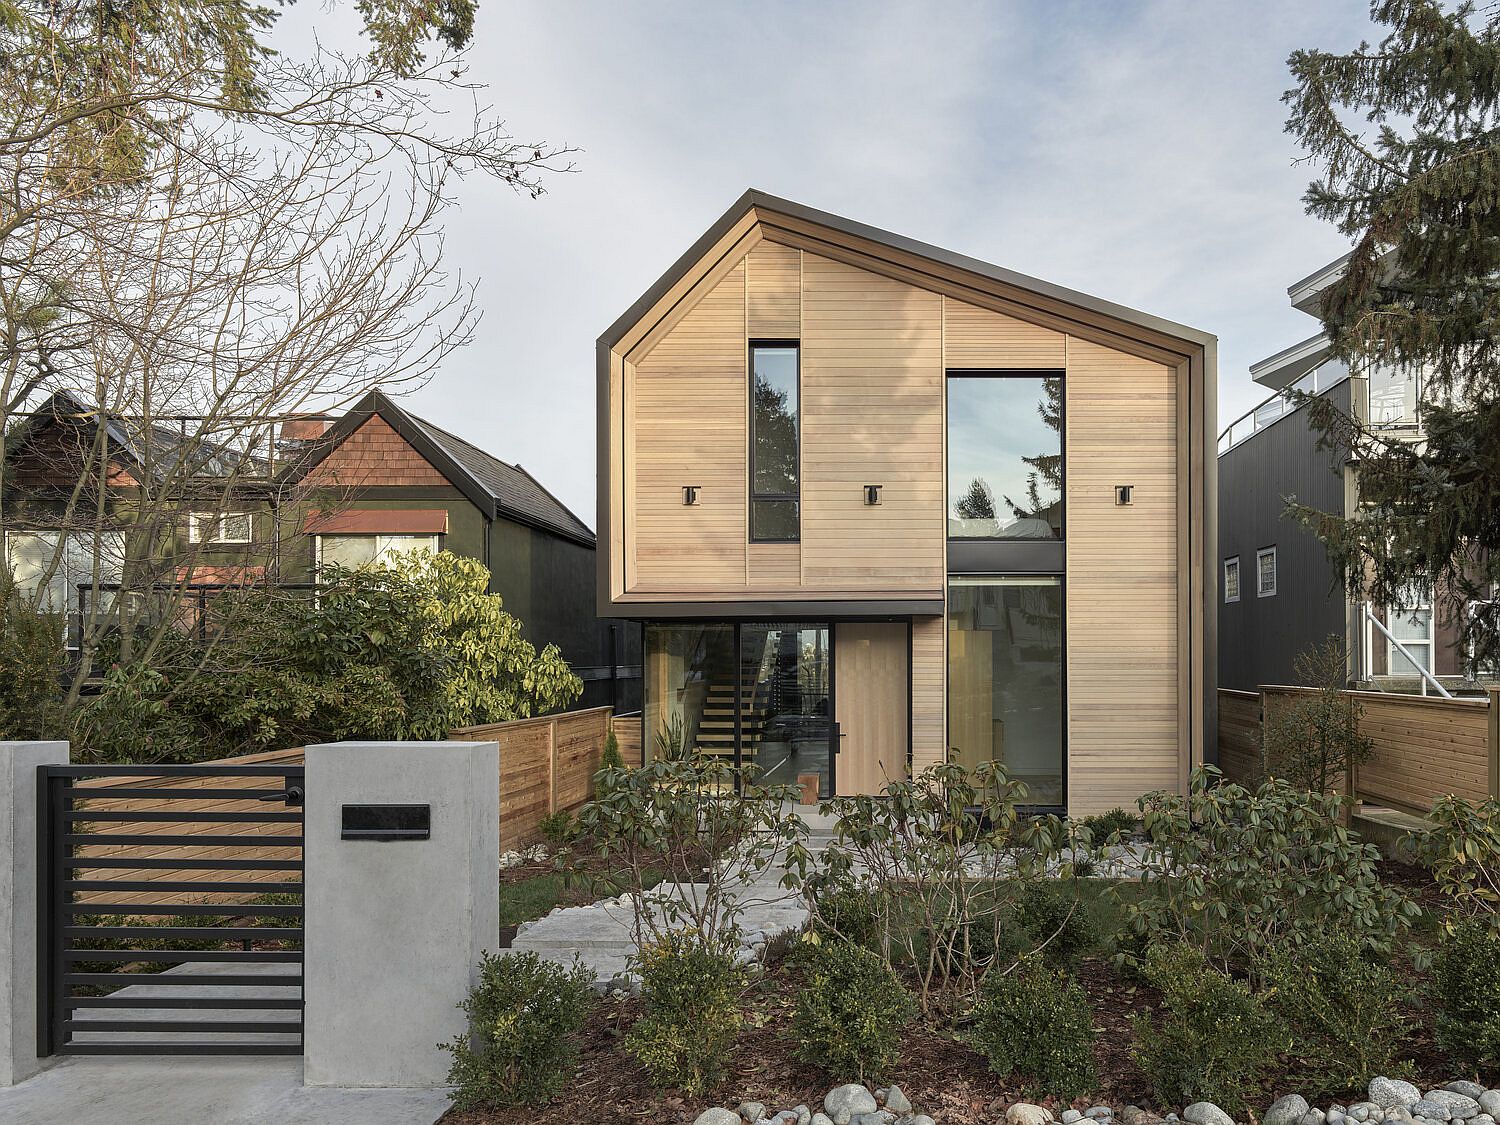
[694, 676, 769, 760]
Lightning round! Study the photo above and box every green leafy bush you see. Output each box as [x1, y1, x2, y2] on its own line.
[72, 551, 583, 762]
[626, 934, 745, 1095]
[1408, 795, 1500, 930]
[1132, 943, 1284, 1115]
[441, 950, 594, 1109]
[968, 958, 1097, 1101]
[0, 573, 63, 739]
[1259, 932, 1413, 1098]
[1432, 919, 1500, 1072]
[1077, 806, 1139, 840]
[538, 809, 575, 850]
[1260, 636, 1372, 792]
[807, 879, 884, 950]
[791, 938, 915, 1081]
[1117, 766, 1418, 973]
[1015, 882, 1099, 967]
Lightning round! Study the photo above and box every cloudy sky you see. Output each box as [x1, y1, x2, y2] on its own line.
[284, 0, 1376, 526]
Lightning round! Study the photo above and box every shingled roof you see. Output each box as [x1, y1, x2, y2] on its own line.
[293, 390, 595, 548]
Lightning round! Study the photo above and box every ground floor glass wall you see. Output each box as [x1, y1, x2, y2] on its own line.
[947, 576, 1065, 807]
[644, 622, 831, 795]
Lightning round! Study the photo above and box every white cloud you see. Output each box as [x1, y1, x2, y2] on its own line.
[272, 0, 1376, 525]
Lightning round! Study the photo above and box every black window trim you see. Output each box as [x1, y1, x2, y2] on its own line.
[945, 368, 1066, 543]
[748, 339, 801, 543]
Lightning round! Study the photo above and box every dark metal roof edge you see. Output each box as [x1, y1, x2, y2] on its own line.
[596, 598, 946, 620]
[599, 189, 1218, 353]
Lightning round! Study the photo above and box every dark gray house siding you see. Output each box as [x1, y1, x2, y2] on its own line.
[487, 515, 642, 711]
[1217, 380, 1351, 691]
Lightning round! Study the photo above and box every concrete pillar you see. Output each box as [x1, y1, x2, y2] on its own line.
[303, 741, 499, 1088]
[1, 741, 68, 1087]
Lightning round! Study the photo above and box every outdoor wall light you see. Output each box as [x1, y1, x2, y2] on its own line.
[682, 485, 700, 506]
[864, 484, 883, 506]
[1115, 484, 1134, 506]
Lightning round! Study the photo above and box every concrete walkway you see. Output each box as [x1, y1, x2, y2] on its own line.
[0, 1055, 451, 1125]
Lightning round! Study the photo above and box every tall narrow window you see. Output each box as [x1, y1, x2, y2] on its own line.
[750, 342, 799, 541]
[1257, 546, 1277, 597]
[1224, 557, 1240, 603]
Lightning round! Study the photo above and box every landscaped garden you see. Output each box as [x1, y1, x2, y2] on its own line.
[440, 746, 1500, 1125]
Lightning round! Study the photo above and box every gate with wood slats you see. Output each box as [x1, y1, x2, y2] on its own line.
[36, 763, 305, 1056]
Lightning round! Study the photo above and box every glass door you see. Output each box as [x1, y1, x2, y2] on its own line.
[737, 623, 831, 794]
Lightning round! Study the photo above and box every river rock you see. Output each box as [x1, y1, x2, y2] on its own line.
[1447, 1086, 1486, 1102]
[1184, 1103, 1234, 1125]
[1267, 1095, 1312, 1125]
[826, 1087, 878, 1125]
[694, 1111, 741, 1125]
[1373, 1081, 1424, 1111]
[1482, 1096, 1500, 1121]
[740, 1104, 767, 1123]
[1008, 1105, 1056, 1125]
[885, 1087, 912, 1115]
[1411, 1101, 1452, 1123]
[1426, 1094, 1479, 1121]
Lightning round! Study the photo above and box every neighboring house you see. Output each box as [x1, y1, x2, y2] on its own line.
[2, 389, 640, 710]
[287, 391, 639, 709]
[1217, 256, 1496, 695]
[596, 190, 1217, 814]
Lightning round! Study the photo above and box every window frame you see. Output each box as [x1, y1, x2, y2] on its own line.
[189, 511, 252, 545]
[314, 532, 440, 574]
[945, 369, 1066, 542]
[1223, 556, 1240, 604]
[1256, 546, 1277, 598]
[747, 339, 802, 543]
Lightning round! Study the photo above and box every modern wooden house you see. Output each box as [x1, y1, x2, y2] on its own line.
[597, 191, 1217, 814]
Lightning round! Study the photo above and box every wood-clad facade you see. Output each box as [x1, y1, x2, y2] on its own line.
[599, 192, 1216, 813]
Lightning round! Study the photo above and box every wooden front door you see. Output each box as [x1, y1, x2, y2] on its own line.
[834, 622, 911, 796]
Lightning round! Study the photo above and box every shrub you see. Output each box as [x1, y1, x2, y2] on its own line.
[791, 938, 915, 1081]
[600, 729, 625, 771]
[800, 757, 1094, 1013]
[1131, 943, 1284, 1115]
[1117, 766, 1418, 973]
[1260, 636, 1372, 792]
[538, 809, 575, 850]
[1015, 882, 1099, 967]
[626, 934, 745, 1095]
[440, 950, 595, 1109]
[807, 878, 884, 950]
[1432, 919, 1500, 1072]
[1259, 933, 1413, 1098]
[1408, 795, 1500, 930]
[1077, 806, 1139, 841]
[968, 958, 1098, 1101]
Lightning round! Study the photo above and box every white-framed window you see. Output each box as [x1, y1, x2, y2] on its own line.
[1223, 556, 1240, 604]
[1256, 546, 1277, 598]
[315, 534, 438, 573]
[1387, 601, 1433, 678]
[189, 511, 253, 544]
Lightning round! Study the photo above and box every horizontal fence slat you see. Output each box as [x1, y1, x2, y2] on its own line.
[53, 765, 304, 778]
[60, 1042, 303, 1056]
[66, 880, 302, 895]
[64, 788, 293, 800]
[64, 949, 302, 964]
[64, 834, 304, 849]
[65, 811, 302, 823]
[63, 926, 300, 942]
[64, 857, 302, 872]
[65, 902, 302, 918]
[64, 973, 301, 988]
[64, 1019, 302, 1034]
[68, 995, 303, 1010]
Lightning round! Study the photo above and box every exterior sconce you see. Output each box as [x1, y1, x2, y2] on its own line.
[864, 484, 883, 506]
[682, 485, 700, 506]
[1114, 484, 1133, 506]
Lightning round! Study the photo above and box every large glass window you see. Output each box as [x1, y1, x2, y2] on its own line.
[1368, 364, 1420, 428]
[4, 530, 125, 613]
[947, 577, 1064, 807]
[750, 343, 800, 541]
[947, 374, 1063, 539]
[644, 621, 831, 795]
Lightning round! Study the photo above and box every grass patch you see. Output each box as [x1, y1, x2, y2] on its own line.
[499, 869, 664, 929]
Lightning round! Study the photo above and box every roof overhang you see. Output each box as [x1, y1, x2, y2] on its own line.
[1250, 331, 1331, 390]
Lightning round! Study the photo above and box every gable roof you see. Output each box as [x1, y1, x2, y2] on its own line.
[291, 390, 595, 548]
[600, 189, 1216, 361]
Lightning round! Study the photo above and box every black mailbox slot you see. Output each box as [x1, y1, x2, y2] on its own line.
[341, 803, 431, 841]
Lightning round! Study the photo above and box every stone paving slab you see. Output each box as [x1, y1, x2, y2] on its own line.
[0, 1056, 451, 1125]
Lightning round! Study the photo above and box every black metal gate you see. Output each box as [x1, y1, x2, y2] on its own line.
[37, 763, 305, 1056]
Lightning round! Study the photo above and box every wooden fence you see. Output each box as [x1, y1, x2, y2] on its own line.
[68, 706, 639, 909]
[1217, 685, 1500, 814]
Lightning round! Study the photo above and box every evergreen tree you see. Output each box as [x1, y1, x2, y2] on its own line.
[1284, 0, 1500, 669]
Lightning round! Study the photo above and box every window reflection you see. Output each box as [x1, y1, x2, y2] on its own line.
[947, 375, 1063, 539]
